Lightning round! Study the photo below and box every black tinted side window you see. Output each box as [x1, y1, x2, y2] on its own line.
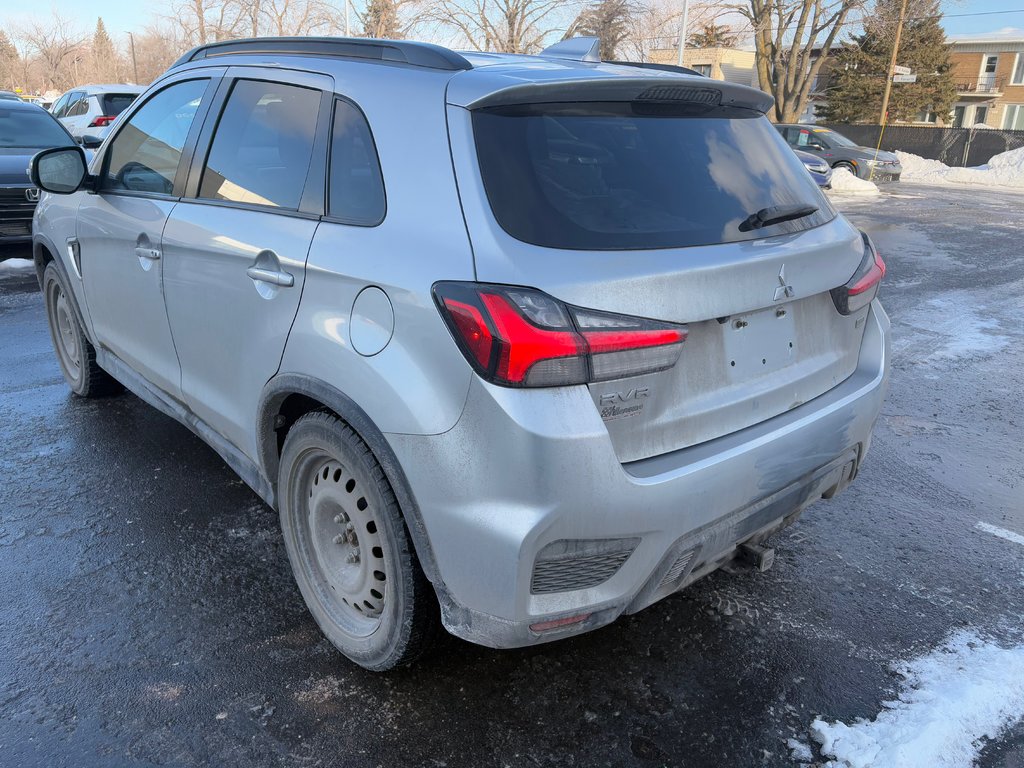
[199, 80, 320, 209]
[328, 99, 385, 225]
[105, 79, 209, 195]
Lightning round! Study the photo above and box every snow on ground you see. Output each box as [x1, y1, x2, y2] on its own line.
[828, 168, 880, 196]
[0, 258, 34, 272]
[810, 630, 1024, 768]
[898, 146, 1024, 189]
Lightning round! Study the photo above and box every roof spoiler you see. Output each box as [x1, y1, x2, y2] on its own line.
[463, 76, 775, 114]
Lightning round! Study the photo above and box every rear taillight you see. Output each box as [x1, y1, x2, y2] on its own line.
[433, 282, 687, 388]
[88, 116, 115, 127]
[831, 232, 886, 315]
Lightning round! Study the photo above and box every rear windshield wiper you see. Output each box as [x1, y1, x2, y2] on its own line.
[739, 204, 818, 232]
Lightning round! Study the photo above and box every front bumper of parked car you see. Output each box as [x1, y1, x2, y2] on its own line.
[386, 301, 891, 649]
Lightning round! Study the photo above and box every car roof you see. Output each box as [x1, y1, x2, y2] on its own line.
[166, 36, 774, 114]
[0, 99, 48, 112]
[64, 84, 145, 95]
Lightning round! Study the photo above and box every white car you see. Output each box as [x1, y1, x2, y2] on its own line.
[49, 84, 144, 139]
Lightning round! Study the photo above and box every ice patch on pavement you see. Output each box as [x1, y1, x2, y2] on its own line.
[788, 737, 814, 762]
[898, 147, 1024, 189]
[810, 630, 1024, 768]
[893, 293, 1009, 364]
[828, 168, 880, 196]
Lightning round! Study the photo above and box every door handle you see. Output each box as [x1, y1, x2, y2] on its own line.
[246, 266, 294, 288]
[134, 246, 160, 260]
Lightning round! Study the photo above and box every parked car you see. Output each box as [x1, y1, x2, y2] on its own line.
[776, 124, 902, 182]
[0, 90, 22, 101]
[0, 101, 78, 260]
[794, 148, 833, 188]
[49, 84, 143, 139]
[30, 36, 890, 671]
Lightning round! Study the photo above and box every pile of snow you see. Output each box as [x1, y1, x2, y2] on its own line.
[0, 258, 34, 272]
[810, 630, 1024, 768]
[828, 167, 880, 196]
[897, 146, 1024, 188]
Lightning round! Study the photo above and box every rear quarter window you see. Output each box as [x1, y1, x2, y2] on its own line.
[472, 103, 834, 251]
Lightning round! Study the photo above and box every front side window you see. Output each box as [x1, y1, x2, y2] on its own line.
[199, 80, 320, 209]
[67, 96, 89, 117]
[104, 79, 209, 195]
[328, 99, 385, 225]
[473, 103, 833, 251]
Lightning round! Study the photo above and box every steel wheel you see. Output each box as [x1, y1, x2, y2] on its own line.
[47, 278, 82, 384]
[299, 456, 388, 635]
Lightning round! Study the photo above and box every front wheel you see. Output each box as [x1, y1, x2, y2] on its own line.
[278, 412, 440, 670]
[42, 262, 121, 398]
[834, 161, 858, 176]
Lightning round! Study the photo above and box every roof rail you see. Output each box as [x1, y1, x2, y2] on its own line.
[539, 37, 601, 63]
[605, 60, 706, 78]
[170, 37, 473, 72]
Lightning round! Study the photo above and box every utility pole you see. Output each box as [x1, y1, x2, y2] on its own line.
[345, 0, 351, 36]
[128, 32, 139, 84]
[675, 0, 690, 67]
[878, 0, 909, 125]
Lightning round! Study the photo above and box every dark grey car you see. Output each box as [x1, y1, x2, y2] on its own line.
[776, 124, 902, 182]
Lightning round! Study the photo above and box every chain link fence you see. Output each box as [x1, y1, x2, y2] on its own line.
[819, 125, 1024, 167]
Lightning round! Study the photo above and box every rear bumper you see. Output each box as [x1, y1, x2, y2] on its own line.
[387, 300, 890, 648]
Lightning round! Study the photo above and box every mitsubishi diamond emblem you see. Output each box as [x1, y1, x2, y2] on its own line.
[25, 188, 40, 202]
[773, 265, 795, 302]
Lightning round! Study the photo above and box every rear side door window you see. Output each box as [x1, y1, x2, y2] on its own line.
[328, 99, 385, 225]
[198, 79, 320, 209]
[66, 95, 89, 117]
[103, 79, 210, 195]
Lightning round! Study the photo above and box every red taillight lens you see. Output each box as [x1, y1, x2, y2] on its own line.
[88, 116, 115, 127]
[434, 282, 687, 388]
[831, 233, 886, 315]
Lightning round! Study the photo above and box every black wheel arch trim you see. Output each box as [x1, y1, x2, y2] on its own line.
[258, 373, 442, 587]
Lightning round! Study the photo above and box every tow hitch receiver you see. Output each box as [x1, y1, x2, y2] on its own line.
[738, 542, 776, 572]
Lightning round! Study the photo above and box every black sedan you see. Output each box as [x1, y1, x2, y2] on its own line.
[0, 100, 77, 260]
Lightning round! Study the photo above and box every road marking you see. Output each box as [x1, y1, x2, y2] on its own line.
[976, 521, 1024, 548]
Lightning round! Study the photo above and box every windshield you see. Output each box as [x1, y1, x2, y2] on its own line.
[473, 103, 834, 251]
[0, 107, 73, 149]
[817, 129, 858, 148]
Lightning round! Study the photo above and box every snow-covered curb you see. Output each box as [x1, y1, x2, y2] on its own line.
[810, 630, 1024, 768]
[898, 146, 1024, 189]
[828, 168, 880, 196]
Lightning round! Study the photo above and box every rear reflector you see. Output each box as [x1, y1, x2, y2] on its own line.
[88, 116, 116, 127]
[529, 613, 591, 633]
[434, 282, 687, 388]
[831, 232, 886, 315]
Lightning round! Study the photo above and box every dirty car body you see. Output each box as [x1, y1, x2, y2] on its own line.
[30, 37, 890, 668]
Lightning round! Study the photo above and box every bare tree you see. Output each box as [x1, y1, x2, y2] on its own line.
[739, 0, 864, 122]
[618, 0, 731, 63]
[428, 0, 576, 53]
[167, 0, 245, 46]
[259, 0, 340, 36]
[358, 0, 424, 38]
[15, 12, 87, 91]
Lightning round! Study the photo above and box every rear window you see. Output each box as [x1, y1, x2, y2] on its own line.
[473, 103, 834, 250]
[100, 93, 138, 116]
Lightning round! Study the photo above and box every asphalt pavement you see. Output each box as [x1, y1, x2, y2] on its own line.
[1, 183, 1023, 767]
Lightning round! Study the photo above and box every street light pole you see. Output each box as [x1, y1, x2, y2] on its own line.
[128, 31, 139, 84]
[675, 0, 690, 67]
[878, 0, 909, 125]
[345, 0, 351, 37]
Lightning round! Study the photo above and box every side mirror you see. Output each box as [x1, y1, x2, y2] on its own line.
[80, 134, 104, 149]
[806, 141, 825, 151]
[31, 146, 89, 194]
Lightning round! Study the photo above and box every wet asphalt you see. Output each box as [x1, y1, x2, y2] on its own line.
[1, 184, 1023, 768]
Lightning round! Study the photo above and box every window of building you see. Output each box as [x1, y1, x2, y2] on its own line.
[691, 64, 712, 77]
[1012, 54, 1024, 86]
[1003, 104, 1024, 131]
[913, 108, 937, 124]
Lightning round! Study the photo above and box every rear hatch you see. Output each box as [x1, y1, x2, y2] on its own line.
[448, 74, 871, 463]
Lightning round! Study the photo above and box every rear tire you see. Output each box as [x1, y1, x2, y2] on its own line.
[42, 262, 121, 398]
[278, 412, 440, 671]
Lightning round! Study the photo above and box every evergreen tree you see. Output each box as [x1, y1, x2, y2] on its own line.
[90, 18, 120, 83]
[820, 0, 956, 124]
[687, 24, 738, 49]
[564, 0, 636, 61]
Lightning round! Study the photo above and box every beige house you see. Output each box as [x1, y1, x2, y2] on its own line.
[948, 37, 1024, 129]
[647, 46, 759, 88]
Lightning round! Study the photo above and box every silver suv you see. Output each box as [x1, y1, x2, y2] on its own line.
[29, 37, 890, 671]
